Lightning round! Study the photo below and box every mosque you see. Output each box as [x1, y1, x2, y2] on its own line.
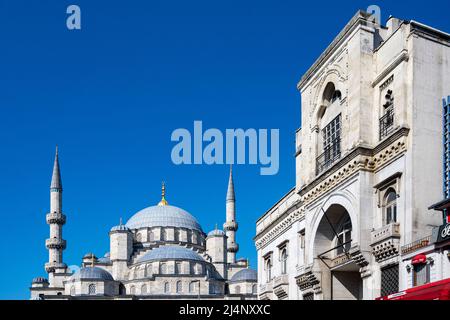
[30, 148, 257, 299]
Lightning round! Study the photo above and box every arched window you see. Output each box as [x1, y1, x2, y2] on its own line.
[175, 262, 182, 274]
[336, 217, 352, 255]
[146, 264, 152, 276]
[70, 286, 75, 296]
[265, 259, 272, 283]
[136, 233, 142, 242]
[160, 263, 167, 274]
[176, 281, 182, 293]
[129, 285, 135, 295]
[141, 284, 147, 295]
[164, 282, 170, 293]
[88, 284, 96, 295]
[252, 284, 257, 294]
[189, 281, 196, 293]
[235, 285, 241, 294]
[384, 188, 397, 225]
[148, 230, 154, 241]
[280, 249, 288, 274]
[331, 90, 342, 103]
[119, 284, 126, 295]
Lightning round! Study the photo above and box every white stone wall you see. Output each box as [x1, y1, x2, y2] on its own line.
[256, 12, 450, 300]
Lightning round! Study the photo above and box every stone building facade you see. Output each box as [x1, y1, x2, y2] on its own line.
[254, 11, 450, 300]
[30, 150, 257, 300]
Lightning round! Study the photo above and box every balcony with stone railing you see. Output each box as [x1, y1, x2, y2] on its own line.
[46, 212, 66, 225]
[370, 223, 401, 262]
[273, 274, 289, 299]
[44, 262, 67, 273]
[258, 281, 273, 300]
[45, 238, 67, 250]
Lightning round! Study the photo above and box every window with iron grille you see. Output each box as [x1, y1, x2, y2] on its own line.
[316, 114, 341, 175]
[379, 90, 394, 140]
[413, 263, 430, 287]
[381, 264, 399, 297]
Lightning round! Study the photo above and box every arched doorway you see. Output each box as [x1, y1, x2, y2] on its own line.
[312, 204, 362, 300]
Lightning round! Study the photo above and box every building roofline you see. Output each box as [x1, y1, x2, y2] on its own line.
[297, 10, 379, 90]
[255, 187, 296, 225]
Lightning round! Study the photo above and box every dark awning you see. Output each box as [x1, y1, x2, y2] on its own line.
[428, 197, 450, 211]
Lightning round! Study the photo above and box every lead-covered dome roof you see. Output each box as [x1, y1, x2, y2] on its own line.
[70, 267, 114, 281]
[125, 205, 203, 232]
[230, 268, 257, 282]
[136, 246, 204, 263]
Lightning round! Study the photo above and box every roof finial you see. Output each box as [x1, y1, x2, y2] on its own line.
[215, 223, 218, 230]
[119, 217, 123, 226]
[158, 181, 168, 206]
[91, 254, 95, 268]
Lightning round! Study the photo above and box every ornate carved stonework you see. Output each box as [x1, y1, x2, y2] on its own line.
[255, 208, 305, 250]
[295, 267, 320, 292]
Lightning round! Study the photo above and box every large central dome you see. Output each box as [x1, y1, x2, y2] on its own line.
[125, 205, 203, 232]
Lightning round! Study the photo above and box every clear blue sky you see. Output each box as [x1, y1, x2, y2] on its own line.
[0, 0, 448, 299]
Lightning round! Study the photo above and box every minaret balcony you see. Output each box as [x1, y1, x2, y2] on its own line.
[46, 212, 66, 225]
[45, 262, 67, 273]
[223, 221, 238, 231]
[228, 243, 239, 252]
[45, 238, 66, 250]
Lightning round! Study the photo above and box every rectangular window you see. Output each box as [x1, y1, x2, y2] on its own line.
[381, 264, 399, 297]
[316, 114, 342, 175]
[413, 264, 430, 287]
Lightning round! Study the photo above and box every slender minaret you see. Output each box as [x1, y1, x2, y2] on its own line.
[223, 165, 238, 264]
[45, 146, 67, 275]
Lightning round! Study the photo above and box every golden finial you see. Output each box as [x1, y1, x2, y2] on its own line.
[158, 181, 168, 206]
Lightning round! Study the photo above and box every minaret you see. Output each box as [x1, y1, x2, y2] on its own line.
[45, 146, 67, 275]
[223, 165, 238, 264]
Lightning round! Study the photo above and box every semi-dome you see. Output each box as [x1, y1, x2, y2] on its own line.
[230, 268, 257, 282]
[136, 246, 204, 264]
[126, 205, 203, 232]
[70, 267, 114, 281]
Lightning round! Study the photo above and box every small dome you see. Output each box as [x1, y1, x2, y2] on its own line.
[83, 253, 97, 259]
[32, 277, 48, 284]
[126, 205, 203, 232]
[70, 267, 114, 281]
[230, 269, 257, 283]
[97, 253, 111, 264]
[110, 224, 130, 232]
[137, 246, 204, 263]
[207, 229, 225, 237]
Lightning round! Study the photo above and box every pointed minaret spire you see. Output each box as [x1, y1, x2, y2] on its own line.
[223, 165, 238, 264]
[226, 165, 235, 201]
[50, 146, 62, 190]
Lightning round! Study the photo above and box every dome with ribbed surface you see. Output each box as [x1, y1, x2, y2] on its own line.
[230, 269, 257, 282]
[136, 246, 204, 263]
[126, 205, 203, 232]
[70, 267, 114, 281]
